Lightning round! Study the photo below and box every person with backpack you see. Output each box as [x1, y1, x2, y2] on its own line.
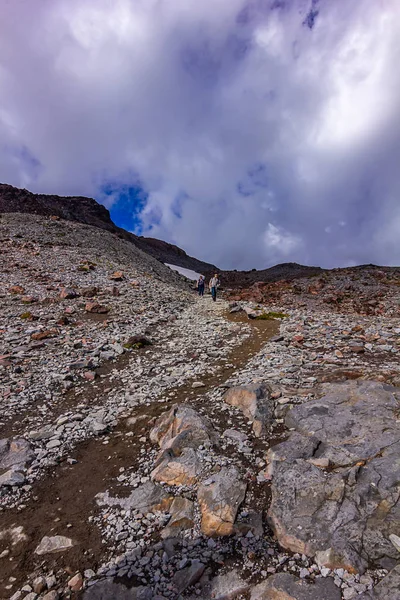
[197, 274, 205, 296]
[209, 274, 220, 302]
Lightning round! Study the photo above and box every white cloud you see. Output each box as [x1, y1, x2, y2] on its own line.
[0, 0, 400, 269]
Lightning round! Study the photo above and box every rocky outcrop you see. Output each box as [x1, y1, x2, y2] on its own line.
[250, 572, 341, 599]
[150, 404, 215, 452]
[0, 183, 117, 232]
[224, 383, 273, 437]
[268, 381, 400, 573]
[150, 405, 215, 486]
[197, 466, 247, 536]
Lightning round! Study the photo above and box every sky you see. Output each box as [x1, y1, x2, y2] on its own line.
[1, 0, 400, 270]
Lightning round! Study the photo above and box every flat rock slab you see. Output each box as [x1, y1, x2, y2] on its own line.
[250, 573, 341, 599]
[224, 383, 272, 437]
[268, 381, 400, 573]
[35, 535, 74, 555]
[198, 466, 247, 536]
[96, 481, 172, 513]
[84, 581, 153, 599]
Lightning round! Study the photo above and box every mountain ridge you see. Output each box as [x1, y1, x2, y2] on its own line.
[1, 183, 395, 289]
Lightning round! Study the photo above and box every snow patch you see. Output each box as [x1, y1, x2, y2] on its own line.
[165, 263, 202, 281]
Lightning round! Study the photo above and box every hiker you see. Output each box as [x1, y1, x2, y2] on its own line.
[197, 274, 205, 296]
[209, 273, 220, 302]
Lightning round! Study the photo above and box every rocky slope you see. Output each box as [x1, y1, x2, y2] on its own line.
[0, 210, 399, 600]
[0, 184, 218, 275]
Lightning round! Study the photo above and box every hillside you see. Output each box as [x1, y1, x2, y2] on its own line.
[0, 183, 218, 275]
[0, 188, 400, 600]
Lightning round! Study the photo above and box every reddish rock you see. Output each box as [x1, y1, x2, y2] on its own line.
[85, 302, 109, 314]
[84, 371, 97, 382]
[292, 335, 304, 343]
[60, 288, 79, 300]
[9, 285, 25, 294]
[57, 316, 70, 326]
[31, 329, 58, 341]
[68, 572, 83, 592]
[110, 271, 124, 281]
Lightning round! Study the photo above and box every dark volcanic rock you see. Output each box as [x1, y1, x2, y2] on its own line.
[0, 183, 116, 232]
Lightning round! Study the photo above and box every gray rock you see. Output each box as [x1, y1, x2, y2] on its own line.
[223, 429, 248, 444]
[34, 535, 74, 555]
[96, 481, 172, 513]
[198, 466, 247, 536]
[84, 581, 152, 599]
[161, 496, 194, 538]
[0, 438, 34, 470]
[268, 381, 400, 573]
[224, 383, 273, 437]
[250, 572, 341, 599]
[0, 469, 26, 487]
[151, 446, 202, 486]
[172, 559, 205, 593]
[150, 404, 215, 452]
[209, 570, 251, 599]
[90, 421, 109, 435]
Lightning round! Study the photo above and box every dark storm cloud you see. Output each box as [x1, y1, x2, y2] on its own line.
[0, 0, 399, 268]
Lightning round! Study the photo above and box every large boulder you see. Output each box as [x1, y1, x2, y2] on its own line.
[224, 384, 272, 437]
[0, 438, 34, 488]
[250, 573, 341, 599]
[152, 447, 202, 486]
[150, 405, 215, 486]
[268, 381, 400, 573]
[150, 404, 215, 452]
[198, 466, 247, 536]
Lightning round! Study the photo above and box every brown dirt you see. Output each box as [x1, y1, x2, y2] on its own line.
[0, 311, 279, 598]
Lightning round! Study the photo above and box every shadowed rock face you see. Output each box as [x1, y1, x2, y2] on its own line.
[250, 572, 341, 600]
[267, 381, 400, 574]
[0, 183, 218, 274]
[0, 184, 116, 232]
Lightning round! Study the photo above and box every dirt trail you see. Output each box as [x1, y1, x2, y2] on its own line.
[0, 311, 278, 598]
